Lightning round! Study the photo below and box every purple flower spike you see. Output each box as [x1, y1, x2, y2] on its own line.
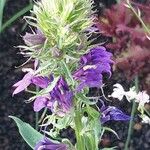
[13, 72, 34, 95]
[73, 46, 113, 91]
[34, 137, 67, 150]
[100, 101, 130, 124]
[23, 29, 46, 46]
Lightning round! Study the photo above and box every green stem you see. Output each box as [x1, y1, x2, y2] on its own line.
[124, 76, 139, 150]
[35, 86, 39, 130]
[74, 110, 84, 150]
[35, 112, 39, 130]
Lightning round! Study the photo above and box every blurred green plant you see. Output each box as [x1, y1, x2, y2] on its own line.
[0, 0, 6, 32]
[125, 0, 150, 39]
[0, 0, 33, 33]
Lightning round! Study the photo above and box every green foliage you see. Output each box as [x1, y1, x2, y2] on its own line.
[9, 116, 44, 149]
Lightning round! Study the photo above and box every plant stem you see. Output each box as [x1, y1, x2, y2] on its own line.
[124, 76, 139, 150]
[35, 112, 39, 130]
[35, 86, 39, 130]
[74, 110, 84, 150]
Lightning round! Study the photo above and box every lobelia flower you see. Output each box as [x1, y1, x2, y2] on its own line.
[32, 75, 54, 88]
[13, 71, 52, 95]
[13, 69, 35, 95]
[49, 77, 73, 116]
[33, 77, 73, 115]
[34, 137, 67, 150]
[73, 46, 113, 91]
[33, 95, 52, 112]
[100, 100, 130, 124]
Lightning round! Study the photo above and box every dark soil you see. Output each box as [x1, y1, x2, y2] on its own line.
[0, 0, 149, 150]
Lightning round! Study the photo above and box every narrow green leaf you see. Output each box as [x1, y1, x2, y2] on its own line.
[60, 60, 74, 86]
[9, 116, 44, 149]
[1, 3, 33, 32]
[0, 0, 6, 32]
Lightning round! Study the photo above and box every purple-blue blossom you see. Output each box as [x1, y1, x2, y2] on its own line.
[100, 101, 130, 124]
[33, 77, 73, 115]
[13, 73, 52, 95]
[32, 75, 54, 88]
[73, 46, 113, 91]
[49, 77, 73, 115]
[34, 137, 67, 150]
[13, 73, 73, 114]
[13, 72, 34, 95]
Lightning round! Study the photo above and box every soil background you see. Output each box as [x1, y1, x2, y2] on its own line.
[0, 0, 149, 150]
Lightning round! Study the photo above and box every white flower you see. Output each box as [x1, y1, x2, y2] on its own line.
[141, 115, 150, 125]
[135, 91, 149, 107]
[125, 87, 137, 102]
[109, 83, 126, 100]
[110, 83, 150, 107]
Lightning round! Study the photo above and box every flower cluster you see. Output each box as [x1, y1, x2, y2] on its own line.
[12, 0, 131, 150]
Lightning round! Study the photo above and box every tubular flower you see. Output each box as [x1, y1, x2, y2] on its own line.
[100, 101, 130, 124]
[33, 77, 73, 115]
[13, 73, 53, 95]
[34, 137, 67, 150]
[13, 72, 34, 95]
[73, 46, 113, 91]
[50, 77, 73, 115]
[32, 75, 54, 88]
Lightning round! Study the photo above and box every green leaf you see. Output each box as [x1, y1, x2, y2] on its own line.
[1, 3, 33, 32]
[86, 105, 100, 119]
[9, 116, 44, 149]
[76, 93, 97, 105]
[60, 60, 74, 86]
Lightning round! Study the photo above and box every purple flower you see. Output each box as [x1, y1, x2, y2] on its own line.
[33, 96, 52, 112]
[13, 72, 34, 95]
[73, 46, 113, 91]
[34, 137, 67, 150]
[33, 77, 73, 115]
[13, 73, 53, 95]
[23, 29, 46, 46]
[50, 77, 73, 115]
[32, 75, 54, 88]
[100, 101, 130, 124]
